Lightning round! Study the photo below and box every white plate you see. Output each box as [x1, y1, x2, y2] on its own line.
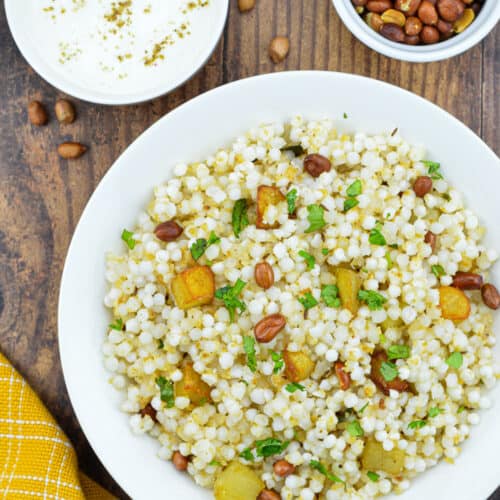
[5, 0, 228, 105]
[58, 72, 500, 500]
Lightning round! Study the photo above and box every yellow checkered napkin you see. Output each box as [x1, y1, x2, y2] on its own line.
[0, 352, 115, 499]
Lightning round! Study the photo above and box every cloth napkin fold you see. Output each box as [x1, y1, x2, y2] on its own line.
[0, 351, 115, 499]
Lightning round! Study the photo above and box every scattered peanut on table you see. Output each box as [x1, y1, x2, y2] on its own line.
[268, 36, 290, 63]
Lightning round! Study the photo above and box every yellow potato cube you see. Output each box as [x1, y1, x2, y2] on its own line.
[175, 363, 211, 405]
[171, 265, 215, 310]
[283, 350, 314, 382]
[335, 268, 362, 315]
[256, 185, 286, 229]
[361, 437, 405, 475]
[439, 286, 471, 320]
[214, 462, 264, 500]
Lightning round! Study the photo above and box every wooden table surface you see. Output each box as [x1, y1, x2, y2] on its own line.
[0, 1, 499, 498]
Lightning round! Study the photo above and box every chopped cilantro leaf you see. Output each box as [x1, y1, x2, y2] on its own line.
[243, 335, 257, 372]
[387, 344, 410, 360]
[385, 251, 393, 270]
[357, 402, 369, 414]
[310, 460, 344, 483]
[208, 460, 221, 466]
[322, 248, 329, 255]
[346, 180, 362, 197]
[109, 318, 123, 331]
[298, 250, 316, 270]
[286, 189, 298, 215]
[431, 264, 445, 278]
[367, 471, 379, 482]
[298, 292, 318, 310]
[347, 420, 364, 438]
[285, 382, 305, 393]
[424, 160, 443, 180]
[358, 290, 387, 310]
[157, 339, 165, 350]
[380, 361, 398, 382]
[271, 351, 284, 374]
[121, 229, 136, 250]
[428, 407, 442, 418]
[255, 438, 290, 458]
[344, 197, 359, 212]
[321, 285, 341, 308]
[190, 231, 220, 260]
[408, 420, 427, 430]
[156, 376, 174, 408]
[215, 279, 246, 322]
[305, 204, 326, 233]
[369, 226, 387, 246]
[239, 448, 254, 461]
[446, 352, 463, 369]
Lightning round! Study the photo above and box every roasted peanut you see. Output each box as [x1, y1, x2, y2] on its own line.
[380, 23, 406, 43]
[334, 361, 351, 390]
[413, 176, 433, 197]
[454, 8, 475, 33]
[395, 0, 422, 15]
[366, 0, 392, 13]
[257, 490, 281, 500]
[254, 313, 286, 343]
[255, 262, 275, 289]
[273, 460, 296, 477]
[437, 0, 464, 22]
[139, 403, 158, 422]
[424, 231, 437, 252]
[28, 100, 48, 126]
[365, 12, 384, 31]
[481, 284, 500, 310]
[238, 0, 255, 12]
[452, 272, 483, 290]
[418, 1, 439, 24]
[57, 142, 87, 159]
[381, 8, 407, 26]
[269, 36, 289, 63]
[55, 99, 76, 124]
[405, 16, 423, 35]
[172, 451, 189, 471]
[154, 221, 183, 242]
[420, 25, 440, 43]
[304, 153, 331, 177]
[437, 18, 454, 34]
[405, 34, 421, 44]
[370, 349, 409, 395]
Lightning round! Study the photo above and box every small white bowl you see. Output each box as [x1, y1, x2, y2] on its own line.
[332, 0, 500, 62]
[5, 0, 229, 105]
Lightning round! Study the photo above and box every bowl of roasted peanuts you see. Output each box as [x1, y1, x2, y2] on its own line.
[332, 0, 500, 62]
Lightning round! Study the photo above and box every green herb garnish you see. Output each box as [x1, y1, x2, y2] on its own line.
[298, 292, 318, 310]
[369, 226, 387, 246]
[255, 438, 290, 458]
[446, 352, 463, 369]
[387, 344, 410, 360]
[428, 407, 442, 418]
[305, 204, 326, 233]
[285, 382, 305, 393]
[347, 420, 364, 438]
[109, 318, 123, 331]
[367, 471, 379, 482]
[190, 231, 220, 261]
[232, 199, 249, 238]
[208, 460, 221, 466]
[239, 448, 254, 461]
[271, 351, 284, 374]
[243, 335, 257, 372]
[431, 264, 445, 278]
[343, 112, 348, 119]
[389, 243, 399, 249]
[357, 402, 369, 414]
[344, 197, 359, 212]
[156, 376, 175, 408]
[121, 229, 136, 250]
[408, 420, 427, 430]
[310, 460, 344, 484]
[158, 339, 165, 350]
[380, 361, 398, 382]
[286, 189, 298, 215]
[299, 250, 316, 270]
[457, 406, 466, 414]
[321, 285, 341, 308]
[346, 180, 362, 197]
[424, 160, 443, 180]
[385, 251, 393, 270]
[379, 333, 387, 344]
[215, 279, 246, 322]
[358, 290, 387, 310]
[322, 248, 329, 256]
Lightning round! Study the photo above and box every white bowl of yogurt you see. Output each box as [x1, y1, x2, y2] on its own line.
[5, 0, 229, 105]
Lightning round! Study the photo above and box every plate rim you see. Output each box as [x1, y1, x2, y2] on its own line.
[4, 0, 229, 105]
[58, 70, 500, 499]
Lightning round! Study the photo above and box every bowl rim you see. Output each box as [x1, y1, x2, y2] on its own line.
[331, 0, 500, 62]
[58, 70, 500, 500]
[4, 0, 229, 105]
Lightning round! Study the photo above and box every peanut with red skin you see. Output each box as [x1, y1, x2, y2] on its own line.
[421, 25, 440, 43]
[405, 16, 423, 35]
[255, 262, 275, 289]
[366, 0, 392, 13]
[154, 221, 183, 242]
[58, 142, 87, 159]
[418, 0, 439, 24]
[365, 12, 384, 31]
[395, 0, 422, 15]
[335, 361, 351, 390]
[254, 314, 286, 343]
[172, 451, 189, 471]
[380, 23, 406, 43]
[304, 154, 331, 177]
[257, 490, 281, 500]
[273, 460, 296, 477]
[413, 176, 433, 197]
[424, 231, 437, 252]
[28, 100, 48, 126]
[269, 36, 289, 63]
[452, 272, 483, 290]
[437, 0, 464, 22]
[481, 284, 500, 310]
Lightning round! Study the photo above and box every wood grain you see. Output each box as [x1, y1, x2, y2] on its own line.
[0, 1, 498, 498]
